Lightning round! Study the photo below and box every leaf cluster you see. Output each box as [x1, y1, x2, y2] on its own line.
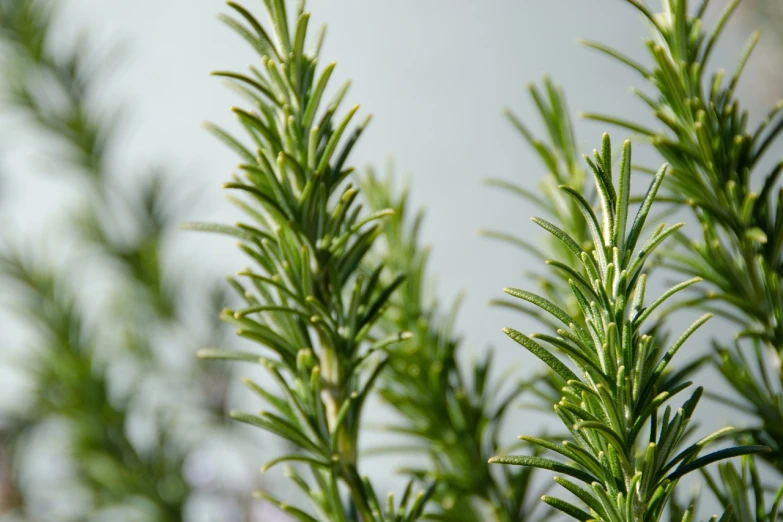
[0, 253, 189, 521]
[0, 0, 239, 518]
[361, 169, 548, 522]
[484, 78, 593, 324]
[583, 0, 783, 477]
[191, 1, 432, 520]
[489, 135, 767, 522]
[702, 457, 783, 522]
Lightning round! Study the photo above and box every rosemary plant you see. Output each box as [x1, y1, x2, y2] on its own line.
[0, 0, 243, 518]
[3, 0, 780, 520]
[484, 78, 596, 320]
[360, 169, 545, 522]
[1, 253, 189, 521]
[191, 1, 431, 520]
[488, 76, 709, 416]
[489, 135, 768, 522]
[582, 0, 783, 480]
[484, 77, 592, 325]
[702, 457, 783, 522]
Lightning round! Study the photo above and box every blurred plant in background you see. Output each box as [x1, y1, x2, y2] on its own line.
[484, 78, 592, 322]
[355, 77, 600, 522]
[0, 0, 255, 520]
[361, 167, 555, 522]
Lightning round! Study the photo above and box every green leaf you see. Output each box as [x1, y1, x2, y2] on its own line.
[625, 163, 667, 262]
[488, 455, 596, 484]
[553, 476, 608, 520]
[667, 445, 771, 481]
[503, 327, 579, 383]
[531, 216, 584, 258]
[196, 348, 260, 363]
[261, 454, 331, 473]
[503, 288, 577, 328]
[542, 495, 593, 522]
[635, 277, 702, 325]
[253, 490, 319, 522]
[483, 178, 552, 211]
[581, 40, 651, 78]
[203, 121, 256, 163]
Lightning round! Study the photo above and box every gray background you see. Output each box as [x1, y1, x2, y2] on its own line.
[3, 0, 781, 518]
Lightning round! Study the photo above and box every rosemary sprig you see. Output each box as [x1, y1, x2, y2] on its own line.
[583, 0, 783, 478]
[490, 135, 768, 522]
[190, 1, 432, 520]
[0, 0, 240, 518]
[0, 253, 189, 521]
[361, 168, 551, 522]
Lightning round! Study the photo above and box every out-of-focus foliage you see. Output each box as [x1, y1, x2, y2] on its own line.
[362, 168, 554, 522]
[484, 78, 592, 323]
[702, 456, 783, 522]
[0, 254, 191, 521]
[0, 0, 250, 520]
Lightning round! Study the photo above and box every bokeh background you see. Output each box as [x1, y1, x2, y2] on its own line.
[0, 1, 781, 520]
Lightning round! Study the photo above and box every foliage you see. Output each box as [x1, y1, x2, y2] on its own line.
[1, 0, 781, 521]
[488, 77, 695, 371]
[0, 0, 241, 519]
[361, 169, 548, 522]
[702, 457, 783, 522]
[582, 0, 783, 479]
[482, 78, 592, 328]
[189, 1, 432, 520]
[1, 253, 189, 521]
[489, 135, 768, 522]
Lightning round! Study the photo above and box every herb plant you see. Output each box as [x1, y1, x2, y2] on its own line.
[195, 1, 781, 520]
[583, 0, 783, 475]
[189, 1, 431, 520]
[0, 0, 247, 519]
[578, 0, 783, 513]
[2, 0, 782, 521]
[361, 168, 547, 522]
[490, 133, 768, 522]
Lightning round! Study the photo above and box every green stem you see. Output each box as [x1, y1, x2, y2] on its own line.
[343, 467, 374, 522]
